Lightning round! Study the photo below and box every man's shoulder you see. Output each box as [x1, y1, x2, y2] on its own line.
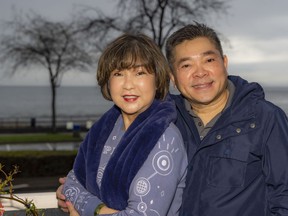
[169, 93, 183, 103]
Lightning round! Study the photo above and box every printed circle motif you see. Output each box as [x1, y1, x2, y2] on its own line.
[64, 187, 80, 202]
[152, 150, 173, 175]
[134, 177, 150, 196]
[137, 202, 147, 212]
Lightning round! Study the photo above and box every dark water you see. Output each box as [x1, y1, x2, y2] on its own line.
[0, 85, 287, 118]
[0, 86, 113, 118]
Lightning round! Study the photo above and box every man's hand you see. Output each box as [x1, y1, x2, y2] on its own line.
[99, 205, 119, 214]
[56, 177, 68, 212]
[66, 201, 80, 216]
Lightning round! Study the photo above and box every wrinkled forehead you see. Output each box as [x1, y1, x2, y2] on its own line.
[173, 38, 220, 59]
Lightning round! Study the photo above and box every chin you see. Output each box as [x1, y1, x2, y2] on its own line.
[196, 97, 214, 105]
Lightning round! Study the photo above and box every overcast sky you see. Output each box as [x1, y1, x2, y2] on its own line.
[0, 0, 287, 87]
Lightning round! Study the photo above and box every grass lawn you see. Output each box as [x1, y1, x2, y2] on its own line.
[0, 133, 83, 144]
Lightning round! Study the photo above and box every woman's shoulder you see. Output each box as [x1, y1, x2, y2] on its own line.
[165, 122, 183, 139]
[160, 122, 186, 152]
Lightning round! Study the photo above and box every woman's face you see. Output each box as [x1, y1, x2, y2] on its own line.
[109, 65, 156, 127]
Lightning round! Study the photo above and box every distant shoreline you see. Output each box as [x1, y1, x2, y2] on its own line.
[0, 86, 287, 119]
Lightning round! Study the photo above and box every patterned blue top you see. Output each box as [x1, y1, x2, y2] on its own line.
[63, 116, 187, 215]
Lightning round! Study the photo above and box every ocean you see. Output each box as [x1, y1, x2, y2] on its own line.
[0, 86, 113, 119]
[0, 85, 287, 119]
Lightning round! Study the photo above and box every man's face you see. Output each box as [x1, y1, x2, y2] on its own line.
[171, 37, 228, 107]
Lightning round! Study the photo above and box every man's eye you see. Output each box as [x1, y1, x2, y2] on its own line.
[178, 64, 192, 72]
[207, 58, 215, 63]
[182, 64, 190, 68]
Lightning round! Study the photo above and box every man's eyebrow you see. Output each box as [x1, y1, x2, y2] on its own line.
[177, 57, 192, 64]
[176, 50, 218, 64]
[202, 50, 218, 56]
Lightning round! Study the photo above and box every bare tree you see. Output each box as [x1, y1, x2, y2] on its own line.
[0, 14, 93, 132]
[77, 0, 229, 50]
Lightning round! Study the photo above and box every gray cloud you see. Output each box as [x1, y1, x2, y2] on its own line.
[0, 0, 287, 87]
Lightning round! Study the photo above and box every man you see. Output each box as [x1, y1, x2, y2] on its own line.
[165, 22, 288, 215]
[57, 23, 288, 215]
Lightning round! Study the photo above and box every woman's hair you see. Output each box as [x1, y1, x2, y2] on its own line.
[97, 33, 171, 101]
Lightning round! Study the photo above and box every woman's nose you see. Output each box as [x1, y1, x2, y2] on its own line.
[123, 75, 134, 89]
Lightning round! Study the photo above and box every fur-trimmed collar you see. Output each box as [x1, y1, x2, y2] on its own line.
[73, 96, 176, 210]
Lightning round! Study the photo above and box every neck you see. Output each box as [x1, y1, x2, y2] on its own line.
[192, 89, 229, 126]
[121, 113, 137, 130]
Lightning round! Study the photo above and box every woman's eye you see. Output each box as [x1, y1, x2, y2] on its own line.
[112, 72, 122, 76]
[136, 71, 147, 76]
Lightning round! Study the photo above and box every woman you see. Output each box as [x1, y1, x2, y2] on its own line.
[62, 33, 187, 215]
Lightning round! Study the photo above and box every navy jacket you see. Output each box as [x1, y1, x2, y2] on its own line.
[172, 76, 288, 216]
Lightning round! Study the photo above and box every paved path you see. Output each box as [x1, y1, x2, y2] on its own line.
[0, 142, 80, 151]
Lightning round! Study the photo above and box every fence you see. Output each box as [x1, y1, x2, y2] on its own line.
[0, 115, 101, 133]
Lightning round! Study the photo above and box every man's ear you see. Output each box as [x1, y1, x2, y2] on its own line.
[223, 55, 228, 70]
[169, 72, 176, 86]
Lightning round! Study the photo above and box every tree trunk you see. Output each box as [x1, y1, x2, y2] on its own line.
[51, 82, 57, 133]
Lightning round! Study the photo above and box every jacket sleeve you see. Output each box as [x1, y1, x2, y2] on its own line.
[63, 170, 102, 216]
[65, 130, 103, 216]
[73, 131, 89, 187]
[263, 108, 288, 215]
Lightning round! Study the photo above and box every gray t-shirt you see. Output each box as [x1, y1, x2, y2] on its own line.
[63, 116, 187, 216]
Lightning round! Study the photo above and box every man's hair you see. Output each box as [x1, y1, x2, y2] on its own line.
[165, 22, 224, 71]
[97, 33, 171, 101]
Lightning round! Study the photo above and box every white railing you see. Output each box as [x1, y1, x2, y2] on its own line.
[1, 192, 58, 211]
